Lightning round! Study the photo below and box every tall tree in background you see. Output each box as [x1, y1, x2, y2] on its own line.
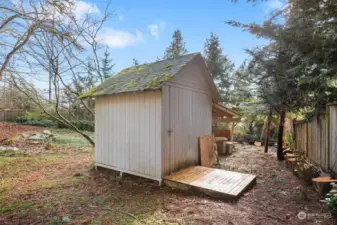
[132, 58, 139, 66]
[204, 32, 234, 104]
[164, 29, 187, 59]
[230, 61, 253, 107]
[226, 0, 337, 159]
[101, 48, 114, 80]
[245, 44, 305, 160]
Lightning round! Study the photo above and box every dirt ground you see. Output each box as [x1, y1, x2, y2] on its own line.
[1, 123, 336, 225]
[0, 122, 42, 141]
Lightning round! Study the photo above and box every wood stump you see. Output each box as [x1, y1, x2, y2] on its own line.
[312, 177, 337, 197]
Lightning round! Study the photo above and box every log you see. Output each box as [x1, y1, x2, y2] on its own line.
[294, 162, 313, 181]
[312, 177, 337, 197]
[225, 142, 235, 154]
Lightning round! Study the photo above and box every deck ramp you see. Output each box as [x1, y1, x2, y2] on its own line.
[164, 166, 256, 200]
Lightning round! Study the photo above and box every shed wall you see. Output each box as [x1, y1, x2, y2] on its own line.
[162, 61, 213, 175]
[167, 58, 212, 94]
[95, 91, 162, 181]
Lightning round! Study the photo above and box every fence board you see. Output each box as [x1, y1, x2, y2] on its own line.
[0, 110, 24, 122]
[294, 105, 336, 174]
[295, 123, 307, 156]
[329, 105, 337, 173]
[320, 115, 327, 170]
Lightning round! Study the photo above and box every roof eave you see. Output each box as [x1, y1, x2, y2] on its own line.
[81, 87, 163, 99]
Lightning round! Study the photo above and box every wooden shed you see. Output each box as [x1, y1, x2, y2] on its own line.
[82, 53, 221, 183]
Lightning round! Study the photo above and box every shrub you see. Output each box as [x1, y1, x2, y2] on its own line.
[325, 183, 337, 217]
[56, 120, 94, 132]
[284, 132, 294, 147]
[16, 114, 94, 132]
[16, 117, 57, 128]
[15, 115, 30, 123]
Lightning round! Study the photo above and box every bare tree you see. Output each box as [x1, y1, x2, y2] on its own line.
[1, 0, 112, 146]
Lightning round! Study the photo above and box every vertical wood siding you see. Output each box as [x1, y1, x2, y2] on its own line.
[167, 58, 213, 94]
[95, 91, 162, 181]
[162, 61, 213, 175]
[329, 106, 337, 173]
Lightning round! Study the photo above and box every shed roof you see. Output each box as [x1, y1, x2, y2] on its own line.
[80, 53, 201, 98]
[212, 103, 241, 123]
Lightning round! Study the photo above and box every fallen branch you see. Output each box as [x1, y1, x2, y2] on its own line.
[89, 205, 137, 220]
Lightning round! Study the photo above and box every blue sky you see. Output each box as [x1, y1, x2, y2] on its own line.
[80, 0, 282, 73]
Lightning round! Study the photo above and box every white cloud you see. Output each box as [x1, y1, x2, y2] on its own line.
[266, 0, 283, 10]
[147, 21, 166, 40]
[74, 1, 100, 19]
[148, 24, 159, 40]
[99, 28, 144, 48]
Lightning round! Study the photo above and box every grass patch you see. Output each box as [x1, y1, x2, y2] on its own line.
[0, 198, 32, 214]
[71, 175, 89, 185]
[0, 149, 26, 157]
[53, 131, 93, 148]
[0, 153, 81, 195]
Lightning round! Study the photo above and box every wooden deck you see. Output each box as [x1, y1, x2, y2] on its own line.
[164, 166, 256, 200]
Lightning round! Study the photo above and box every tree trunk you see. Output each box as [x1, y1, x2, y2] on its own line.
[277, 110, 286, 160]
[231, 122, 237, 141]
[264, 108, 272, 153]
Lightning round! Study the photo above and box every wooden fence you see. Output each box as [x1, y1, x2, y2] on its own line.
[0, 109, 24, 122]
[294, 104, 337, 174]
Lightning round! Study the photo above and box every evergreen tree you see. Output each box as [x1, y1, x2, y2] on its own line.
[101, 48, 114, 81]
[204, 32, 234, 103]
[164, 29, 187, 59]
[229, 61, 253, 107]
[132, 58, 139, 66]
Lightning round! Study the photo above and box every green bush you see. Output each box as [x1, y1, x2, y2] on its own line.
[284, 132, 294, 147]
[57, 120, 94, 132]
[16, 116, 57, 128]
[15, 115, 30, 123]
[233, 133, 277, 146]
[325, 183, 337, 217]
[16, 116, 94, 132]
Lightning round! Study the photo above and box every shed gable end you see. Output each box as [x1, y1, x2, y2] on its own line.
[167, 59, 216, 99]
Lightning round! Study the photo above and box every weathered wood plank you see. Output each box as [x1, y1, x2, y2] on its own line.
[199, 136, 214, 167]
[164, 166, 256, 200]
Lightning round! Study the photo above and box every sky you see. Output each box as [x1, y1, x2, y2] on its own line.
[10, 0, 283, 90]
[76, 0, 282, 73]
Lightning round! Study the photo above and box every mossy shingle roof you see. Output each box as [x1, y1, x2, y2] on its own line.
[81, 53, 200, 98]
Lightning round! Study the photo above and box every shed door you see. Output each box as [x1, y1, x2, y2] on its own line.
[166, 85, 211, 174]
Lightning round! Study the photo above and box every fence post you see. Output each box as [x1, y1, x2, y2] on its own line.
[325, 106, 329, 172]
[293, 119, 297, 150]
[305, 123, 308, 157]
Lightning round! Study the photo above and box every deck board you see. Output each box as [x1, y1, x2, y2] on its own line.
[164, 166, 256, 200]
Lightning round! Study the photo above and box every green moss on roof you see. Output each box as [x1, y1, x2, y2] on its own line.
[146, 73, 175, 89]
[79, 87, 97, 98]
[115, 65, 146, 78]
[80, 53, 199, 98]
